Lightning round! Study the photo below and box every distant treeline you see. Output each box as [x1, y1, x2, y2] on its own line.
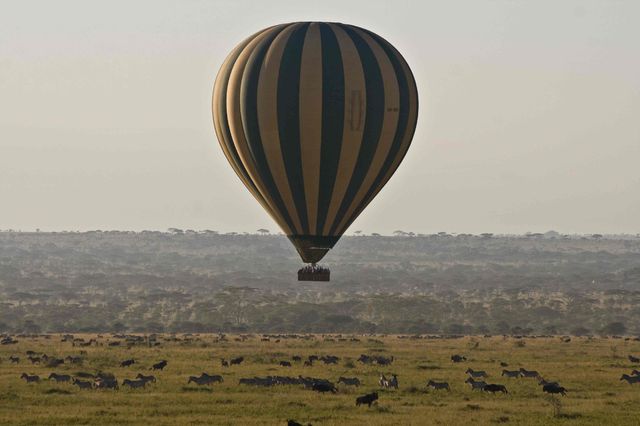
[1, 231, 639, 335]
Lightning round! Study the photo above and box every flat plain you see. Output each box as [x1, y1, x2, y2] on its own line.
[1, 334, 639, 425]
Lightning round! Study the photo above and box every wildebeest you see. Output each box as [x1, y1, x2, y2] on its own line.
[451, 354, 466, 363]
[120, 359, 135, 367]
[519, 368, 540, 378]
[292, 355, 302, 362]
[122, 378, 147, 388]
[388, 374, 399, 389]
[631, 370, 640, 376]
[482, 383, 508, 394]
[629, 355, 640, 364]
[543, 384, 567, 396]
[9, 355, 19, 364]
[28, 356, 41, 364]
[311, 381, 337, 393]
[151, 360, 167, 370]
[427, 380, 450, 391]
[466, 368, 488, 378]
[48, 373, 72, 383]
[221, 359, 229, 367]
[73, 379, 93, 389]
[500, 361, 509, 367]
[303, 360, 313, 367]
[465, 377, 486, 390]
[280, 361, 292, 367]
[538, 378, 559, 387]
[136, 373, 156, 383]
[20, 373, 40, 383]
[356, 392, 379, 407]
[337, 377, 360, 386]
[501, 369, 520, 378]
[230, 356, 244, 365]
[620, 374, 640, 384]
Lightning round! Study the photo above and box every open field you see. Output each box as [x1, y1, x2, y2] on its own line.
[1, 334, 639, 425]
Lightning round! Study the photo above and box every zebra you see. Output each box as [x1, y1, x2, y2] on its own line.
[501, 369, 520, 378]
[48, 373, 72, 383]
[465, 377, 486, 391]
[466, 368, 488, 378]
[136, 373, 156, 383]
[73, 379, 93, 389]
[122, 378, 147, 388]
[20, 373, 40, 383]
[519, 368, 540, 378]
[620, 374, 640, 384]
[338, 377, 361, 386]
[426, 380, 450, 391]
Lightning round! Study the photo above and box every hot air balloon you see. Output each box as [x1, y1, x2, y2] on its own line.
[212, 22, 418, 281]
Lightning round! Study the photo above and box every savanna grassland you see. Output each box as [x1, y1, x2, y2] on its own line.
[1, 334, 639, 425]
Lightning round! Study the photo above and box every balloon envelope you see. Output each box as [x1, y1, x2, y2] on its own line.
[212, 22, 418, 263]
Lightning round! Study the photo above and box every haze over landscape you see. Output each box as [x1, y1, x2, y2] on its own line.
[2, 0, 639, 235]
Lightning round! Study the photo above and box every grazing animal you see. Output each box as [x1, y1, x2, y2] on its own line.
[543, 384, 567, 396]
[388, 374, 399, 389]
[451, 355, 466, 363]
[379, 373, 389, 388]
[120, 359, 135, 367]
[122, 378, 147, 388]
[73, 379, 93, 389]
[20, 373, 40, 383]
[221, 359, 229, 367]
[311, 382, 337, 393]
[9, 356, 19, 364]
[500, 362, 509, 367]
[230, 357, 244, 366]
[620, 374, 640, 384]
[65, 356, 83, 364]
[466, 368, 488, 378]
[95, 378, 119, 389]
[48, 373, 72, 383]
[427, 380, 450, 391]
[151, 360, 168, 371]
[292, 356, 302, 362]
[465, 377, 486, 390]
[136, 373, 156, 383]
[538, 378, 559, 387]
[287, 420, 312, 426]
[280, 361, 292, 367]
[46, 358, 64, 368]
[501, 369, 520, 378]
[28, 356, 41, 364]
[338, 377, 361, 386]
[629, 355, 640, 364]
[631, 370, 640, 376]
[356, 392, 379, 407]
[188, 373, 223, 385]
[519, 368, 540, 378]
[303, 360, 313, 367]
[482, 384, 508, 394]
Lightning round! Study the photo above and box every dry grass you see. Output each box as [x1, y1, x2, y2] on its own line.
[1, 334, 639, 425]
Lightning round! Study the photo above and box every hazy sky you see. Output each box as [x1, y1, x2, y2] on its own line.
[1, 0, 639, 235]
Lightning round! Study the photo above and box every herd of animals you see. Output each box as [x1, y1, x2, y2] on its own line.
[2, 333, 640, 425]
